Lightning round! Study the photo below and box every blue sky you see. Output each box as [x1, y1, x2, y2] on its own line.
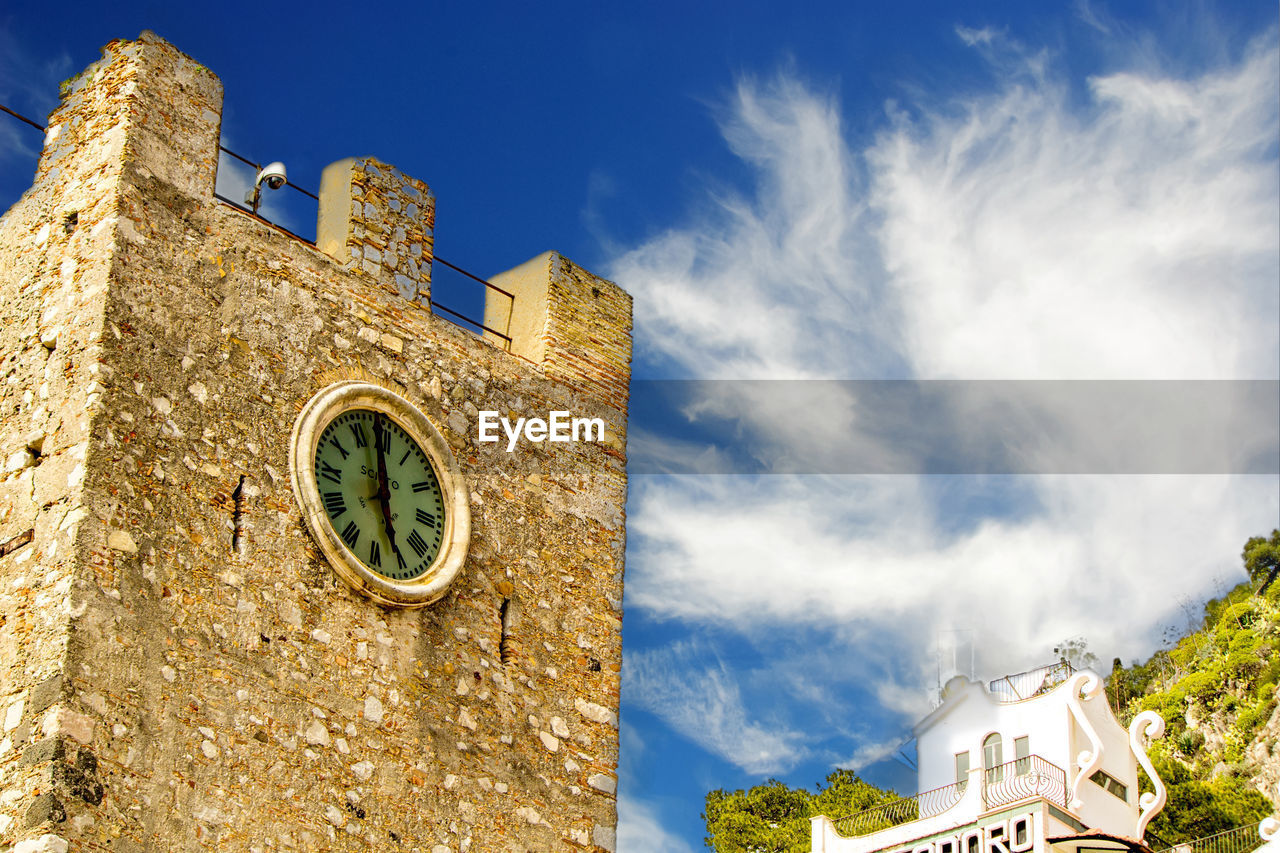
[2, 3, 1278, 850]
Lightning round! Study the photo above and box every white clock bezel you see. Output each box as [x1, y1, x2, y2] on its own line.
[289, 380, 470, 608]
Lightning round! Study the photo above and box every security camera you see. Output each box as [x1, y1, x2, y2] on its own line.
[245, 161, 288, 212]
[257, 162, 287, 191]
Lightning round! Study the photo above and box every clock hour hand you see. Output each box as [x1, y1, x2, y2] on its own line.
[372, 414, 403, 562]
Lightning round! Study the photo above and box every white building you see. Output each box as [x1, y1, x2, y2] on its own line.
[812, 664, 1168, 853]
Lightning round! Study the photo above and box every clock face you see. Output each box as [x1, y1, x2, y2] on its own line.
[314, 410, 445, 581]
[289, 381, 470, 608]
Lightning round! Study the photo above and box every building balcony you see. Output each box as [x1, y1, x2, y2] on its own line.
[982, 754, 1069, 811]
[833, 755, 1067, 839]
[813, 755, 1069, 852]
[987, 661, 1077, 702]
[831, 780, 966, 838]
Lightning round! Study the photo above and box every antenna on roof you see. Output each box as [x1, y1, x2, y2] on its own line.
[935, 629, 975, 704]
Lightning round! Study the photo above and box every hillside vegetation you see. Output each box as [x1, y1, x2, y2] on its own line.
[1106, 530, 1280, 844]
[702, 533, 1280, 852]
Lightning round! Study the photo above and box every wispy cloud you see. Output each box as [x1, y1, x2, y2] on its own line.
[629, 475, 1274, 673]
[214, 149, 255, 209]
[0, 29, 68, 164]
[872, 33, 1278, 381]
[625, 639, 808, 775]
[955, 25, 1002, 48]
[615, 34, 1278, 383]
[213, 145, 313, 238]
[617, 722, 698, 853]
[1073, 0, 1114, 36]
[612, 24, 1279, 779]
[836, 738, 908, 773]
[610, 73, 901, 380]
[617, 789, 697, 853]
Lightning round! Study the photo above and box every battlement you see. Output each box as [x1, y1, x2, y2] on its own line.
[35, 31, 631, 411]
[0, 32, 630, 852]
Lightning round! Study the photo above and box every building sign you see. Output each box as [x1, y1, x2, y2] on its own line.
[894, 813, 1037, 853]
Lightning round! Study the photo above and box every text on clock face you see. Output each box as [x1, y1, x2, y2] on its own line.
[313, 410, 445, 581]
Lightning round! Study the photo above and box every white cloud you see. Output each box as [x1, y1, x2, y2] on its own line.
[617, 723, 700, 852]
[611, 21, 1279, 785]
[610, 74, 900, 380]
[617, 790, 697, 853]
[870, 35, 1278, 380]
[0, 121, 34, 169]
[615, 35, 1278, 383]
[955, 25, 1002, 48]
[836, 738, 908, 773]
[1073, 1, 1114, 36]
[212, 144, 312, 237]
[0, 30, 68, 164]
[626, 425, 743, 475]
[614, 717, 696, 850]
[625, 639, 808, 774]
[628, 475, 1275, 673]
[214, 149, 255, 209]
[875, 680, 935, 722]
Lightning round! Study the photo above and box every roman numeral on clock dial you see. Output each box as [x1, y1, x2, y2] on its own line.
[323, 492, 346, 516]
[407, 529, 429, 558]
[340, 520, 359, 548]
[313, 407, 447, 582]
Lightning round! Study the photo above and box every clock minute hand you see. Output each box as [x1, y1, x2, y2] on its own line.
[372, 414, 402, 559]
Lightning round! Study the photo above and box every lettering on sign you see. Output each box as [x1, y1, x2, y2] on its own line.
[890, 813, 1036, 853]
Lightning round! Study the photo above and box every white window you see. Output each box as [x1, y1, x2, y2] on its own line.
[1089, 769, 1128, 802]
[1014, 735, 1029, 774]
[955, 751, 970, 788]
[983, 733, 1004, 783]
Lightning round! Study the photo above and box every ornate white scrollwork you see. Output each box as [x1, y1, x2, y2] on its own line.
[1259, 782, 1278, 851]
[1065, 672, 1105, 810]
[1129, 711, 1167, 840]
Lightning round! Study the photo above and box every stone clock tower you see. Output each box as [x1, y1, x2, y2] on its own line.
[0, 32, 631, 853]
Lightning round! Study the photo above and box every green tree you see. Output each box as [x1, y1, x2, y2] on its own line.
[1052, 635, 1099, 670]
[1243, 529, 1280, 593]
[703, 771, 897, 853]
[809, 770, 899, 823]
[704, 780, 811, 853]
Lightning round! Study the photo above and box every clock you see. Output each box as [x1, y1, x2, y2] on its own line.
[289, 381, 470, 608]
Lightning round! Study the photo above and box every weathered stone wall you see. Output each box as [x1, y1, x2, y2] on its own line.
[0, 32, 631, 853]
[486, 253, 631, 413]
[317, 157, 435, 307]
[0, 34, 169, 848]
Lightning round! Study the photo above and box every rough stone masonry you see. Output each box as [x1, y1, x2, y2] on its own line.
[0, 32, 631, 852]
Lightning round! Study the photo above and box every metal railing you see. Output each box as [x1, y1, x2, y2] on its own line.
[0, 103, 515, 348]
[832, 782, 965, 838]
[212, 145, 515, 347]
[988, 661, 1076, 702]
[982, 754, 1068, 810]
[832, 755, 1069, 840]
[1, 103, 44, 131]
[1153, 824, 1268, 853]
